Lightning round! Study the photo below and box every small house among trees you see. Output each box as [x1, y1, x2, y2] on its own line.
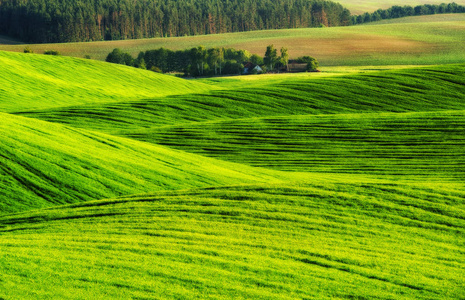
[243, 62, 263, 74]
[105, 45, 318, 77]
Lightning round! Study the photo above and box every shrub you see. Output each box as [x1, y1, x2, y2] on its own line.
[136, 58, 147, 69]
[296, 56, 319, 72]
[23, 47, 33, 53]
[150, 66, 162, 73]
[44, 50, 60, 55]
[105, 48, 134, 66]
[250, 54, 264, 66]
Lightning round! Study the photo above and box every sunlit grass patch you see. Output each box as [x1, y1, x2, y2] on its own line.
[0, 113, 289, 214]
[17, 64, 465, 135]
[0, 51, 214, 112]
[1, 181, 464, 299]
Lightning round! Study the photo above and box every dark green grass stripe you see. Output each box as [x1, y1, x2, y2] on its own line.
[121, 110, 465, 179]
[14, 65, 465, 134]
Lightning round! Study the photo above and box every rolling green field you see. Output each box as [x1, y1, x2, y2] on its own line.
[1, 14, 465, 66]
[2, 181, 465, 299]
[0, 51, 213, 112]
[15, 64, 465, 180]
[0, 112, 286, 214]
[1, 46, 465, 299]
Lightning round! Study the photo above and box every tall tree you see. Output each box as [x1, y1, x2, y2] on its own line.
[264, 44, 278, 71]
[280, 47, 289, 71]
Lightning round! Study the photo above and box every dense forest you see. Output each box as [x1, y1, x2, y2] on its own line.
[0, 0, 350, 43]
[351, 2, 465, 24]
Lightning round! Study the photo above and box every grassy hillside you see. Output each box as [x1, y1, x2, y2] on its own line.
[1, 48, 465, 299]
[0, 14, 464, 66]
[0, 51, 213, 112]
[362, 12, 465, 24]
[14, 64, 465, 180]
[124, 110, 465, 179]
[0, 112, 287, 214]
[1, 181, 464, 299]
[16, 64, 465, 124]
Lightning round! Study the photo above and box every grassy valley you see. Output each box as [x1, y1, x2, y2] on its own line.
[15, 64, 465, 130]
[12, 63, 465, 181]
[122, 110, 465, 179]
[1, 13, 465, 299]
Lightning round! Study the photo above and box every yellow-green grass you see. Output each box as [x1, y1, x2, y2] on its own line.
[0, 112, 291, 214]
[1, 181, 464, 299]
[14, 64, 465, 183]
[195, 65, 424, 88]
[336, 0, 465, 14]
[1, 14, 464, 66]
[0, 51, 213, 112]
[1, 46, 465, 300]
[126, 110, 465, 180]
[17, 64, 465, 132]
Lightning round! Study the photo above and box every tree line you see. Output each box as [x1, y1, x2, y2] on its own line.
[0, 0, 350, 43]
[352, 2, 465, 24]
[105, 45, 318, 76]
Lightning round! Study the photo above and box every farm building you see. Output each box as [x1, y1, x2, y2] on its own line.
[287, 60, 308, 72]
[243, 62, 263, 74]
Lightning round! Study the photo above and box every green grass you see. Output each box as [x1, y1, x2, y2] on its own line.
[1, 181, 464, 299]
[0, 51, 213, 112]
[1, 14, 465, 66]
[0, 112, 288, 214]
[122, 110, 465, 179]
[13, 64, 465, 180]
[1, 51, 465, 299]
[16, 64, 465, 124]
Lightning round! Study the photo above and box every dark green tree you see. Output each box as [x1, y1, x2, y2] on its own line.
[0, 0, 357, 43]
[105, 48, 134, 66]
[250, 54, 264, 66]
[280, 47, 289, 71]
[264, 45, 278, 71]
[297, 56, 319, 72]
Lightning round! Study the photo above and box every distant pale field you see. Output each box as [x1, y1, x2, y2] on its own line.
[0, 14, 464, 66]
[336, 0, 465, 14]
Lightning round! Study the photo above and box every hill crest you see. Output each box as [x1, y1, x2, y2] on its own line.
[0, 51, 213, 112]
